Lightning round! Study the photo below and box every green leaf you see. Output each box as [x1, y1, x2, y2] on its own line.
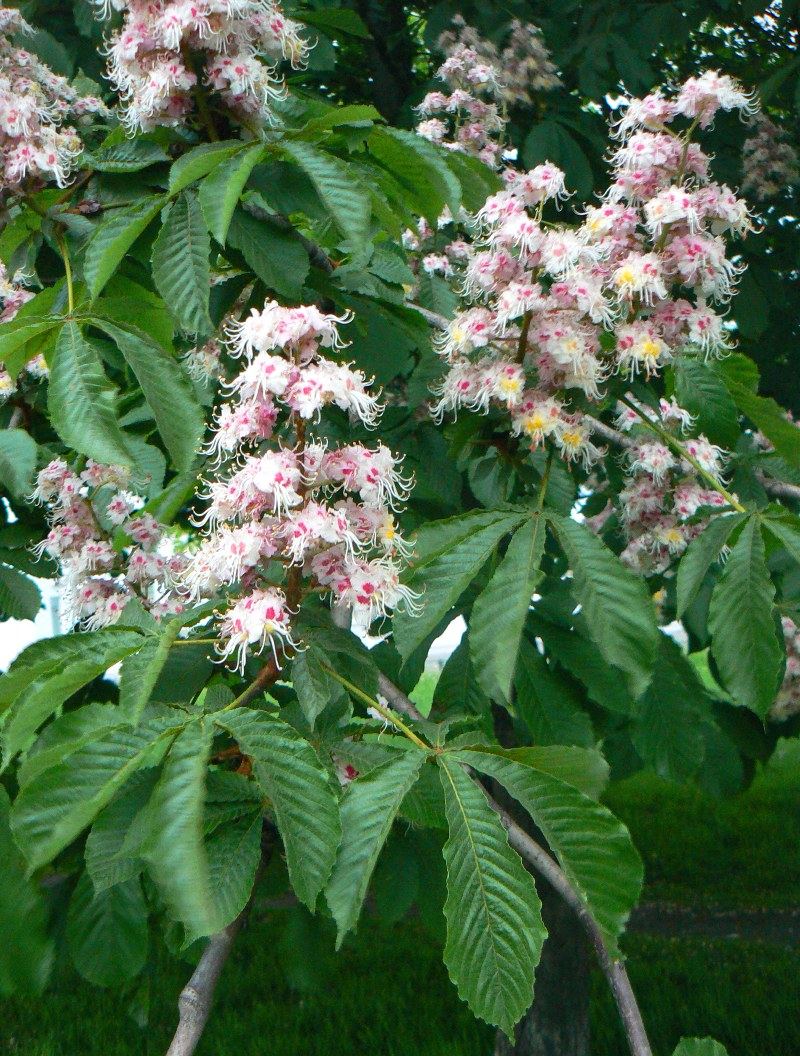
[198, 143, 265, 245]
[169, 140, 246, 194]
[326, 749, 424, 942]
[281, 141, 371, 246]
[0, 565, 40, 621]
[118, 618, 187, 724]
[84, 196, 165, 299]
[444, 151, 503, 212]
[85, 769, 159, 893]
[11, 719, 171, 870]
[523, 121, 593, 199]
[438, 756, 545, 1035]
[18, 703, 122, 789]
[762, 508, 800, 567]
[631, 637, 707, 781]
[143, 719, 215, 935]
[191, 810, 262, 941]
[492, 745, 608, 800]
[676, 514, 745, 617]
[216, 709, 341, 910]
[368, 127, 460, 224]
[392, 509, 528, 661]
[151, 192, 212, 335]
[48, 322, 133, 466]
[290, 643, 340, 726]
[514, 639, 594, 747]
[548, 514, 659, 698]
[456, 747, 641, 953]
[67, 872, 148, 987]
[674, 358, 740, 447]
[298, 8, 370, 38]
[1, 629, 145, 768]
[0, 429, 37, 497]
[0, 318, 61, 378]
[708, 516, 783, 716]
[92, 319, 204, 471]
[433, 635, 488, 715]
[227, 208, 309, 298]
[723, 376, 800, 468]
[87, 140, 168, 173]
[0, 788, 53, 995]
[470, 514, 546, 703]
[672, 1040, 730, 1056]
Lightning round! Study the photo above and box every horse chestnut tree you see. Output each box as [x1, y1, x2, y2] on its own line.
[1, 6, 798, 1056]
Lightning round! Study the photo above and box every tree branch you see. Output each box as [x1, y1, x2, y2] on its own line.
[375, 673, 653, 1056]
[165, 918, 244, 1056]
[165, 830, 275, 1056]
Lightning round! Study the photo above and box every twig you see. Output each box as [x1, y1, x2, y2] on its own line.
[165, 831, 275, 1056]
[375, 673, 653, 1056]
[756, 475, 800, 503]
[165, 917, 244, 1056]
[242, 202, 334, 275]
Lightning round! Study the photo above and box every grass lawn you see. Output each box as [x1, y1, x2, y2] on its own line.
[3, 744, 798, 1056]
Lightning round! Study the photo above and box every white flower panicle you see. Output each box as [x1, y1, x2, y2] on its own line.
[0, 5, 107, 192]
[610, 396, 734, 576]
[741, 114, 799, 201]
[416, 16, 559, 169]
[419, 71, 757, 480]
[31, 459, 186, 629]
[92, 0, 309, 132]
[184, 301, 417, 672]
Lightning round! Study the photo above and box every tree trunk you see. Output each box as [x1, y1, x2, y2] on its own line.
[494, 881, 591, 1056]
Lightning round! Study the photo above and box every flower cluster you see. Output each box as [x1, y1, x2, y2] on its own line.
[0, 5, 106, 192]
[94, 0, 309, 132]
[31, 459, 186, 629]
[741, 114, 799, 201]
[0, 263, 48, 400]
[770, 617, 800, 722]
[610, 396, 732, 574]
[184, 301, 417, 672]
[414, 16, 560, 166]
[425, 72, 756, 477]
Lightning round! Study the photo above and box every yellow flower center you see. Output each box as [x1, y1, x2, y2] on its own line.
[616, 267, 636, 286]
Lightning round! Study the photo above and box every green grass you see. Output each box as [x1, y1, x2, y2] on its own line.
[3, 746, 798, 1056]
[604, 741, 800, 909]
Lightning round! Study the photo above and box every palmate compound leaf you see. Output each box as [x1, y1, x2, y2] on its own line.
[142, 718, 216, 937]
[0, 787, 53, 996]
[470, 513, 547, 704]
[392, 508, 529, 662]
[547, 513, 659, 699]
[0, 628, 146, 769]
[216, 708, 341, 910]
[151, 191, 212, 336]
[453, 747, 642, 955]
[326, 747, 426, 944]
[438, 756, 546, 1037]
[11, 717, 174, 871]
[708, 515, 784, 717]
